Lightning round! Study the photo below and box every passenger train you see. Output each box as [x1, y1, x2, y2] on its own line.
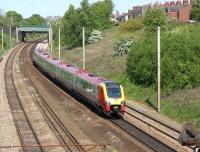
[32, 44, 126, 116]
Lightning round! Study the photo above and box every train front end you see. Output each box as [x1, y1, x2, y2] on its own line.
[98, 81, 126, 115]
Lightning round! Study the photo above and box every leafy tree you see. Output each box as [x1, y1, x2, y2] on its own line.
[6, 11, 22, 25]
[191, 0, 200, 21]
[26, 14, 46, 25]
[144, 9, 167, 32]
[62, 0, 113, 48]
[63, 5, 81, 48]
[89, 0, 113, 30]
[127, 25, 200, 90]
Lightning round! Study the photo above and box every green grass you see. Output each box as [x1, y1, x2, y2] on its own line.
[0, 33, 15, 58]
[50, 25, 200, 128]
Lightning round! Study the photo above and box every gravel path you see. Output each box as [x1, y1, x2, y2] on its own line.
[0, 46, 22, 152]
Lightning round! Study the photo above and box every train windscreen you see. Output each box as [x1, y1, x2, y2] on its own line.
[106, 83, 121, 98]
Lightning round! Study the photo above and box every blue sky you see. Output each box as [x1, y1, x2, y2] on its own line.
[0, 0, 166, 18]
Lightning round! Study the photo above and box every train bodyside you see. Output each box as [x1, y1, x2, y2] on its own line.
[33, 49, 126, 115]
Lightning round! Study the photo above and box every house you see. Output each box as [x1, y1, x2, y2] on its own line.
[114, 0, 192, 23]
[165, 0, 192, 21]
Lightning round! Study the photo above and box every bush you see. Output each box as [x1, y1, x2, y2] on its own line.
[127, 34, 157, 86]
[113, 36, 134, 56]
[119, 19, 143, 34]
[144, 9, 167, 32]
[127, 25, 200, 90]
[89, 30, 102, 43]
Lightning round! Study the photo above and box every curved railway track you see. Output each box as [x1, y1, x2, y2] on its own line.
[110, 115, 175, 152]
[124, 105, 193, 151]
[4, 44, 44, 152]
[11, 42, 192, 152]
[19, 43, 85, 152]
[126, 105, 179, 140]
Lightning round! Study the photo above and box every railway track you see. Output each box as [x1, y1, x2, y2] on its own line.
[4, 44, 44, 152]
[13, 42, 191, 152]
[19, 43, 85, 152]
[123, 105, 193, 151]
[110, 115, 175, 152]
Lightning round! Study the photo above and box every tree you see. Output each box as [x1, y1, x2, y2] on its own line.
[190, 0, 200, 21]
[63, 5, 80, 48]
[26, 14, 46, 25]
[6, 11, 22, 25]
[62, 0, 113, 48]
[90, 0, 113, 30]
[144, 9, 167, 32]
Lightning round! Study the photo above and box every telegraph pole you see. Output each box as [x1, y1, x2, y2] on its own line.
[1, 28, 3, 51]
[157, 26, 161, 112]
[16, 26, 18, 43]
[51, 26, 52, 53]
[49, 26, 51, 46]
[82, 27, 85, 70]
[10, 11, 12, 47]
[58, 26, 61, 60]
[9, 27, 12, 47]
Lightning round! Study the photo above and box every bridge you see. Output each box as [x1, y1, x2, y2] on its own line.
[17, 25, 51, 42]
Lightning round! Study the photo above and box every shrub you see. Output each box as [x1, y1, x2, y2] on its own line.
[89, 30, 102, 43]
[119, 19, 143, 34]
[127, 25, 200, 90]
[144, 9, 167, 32]
[113, 36, 134, 56]
[127, 34, 157, 86]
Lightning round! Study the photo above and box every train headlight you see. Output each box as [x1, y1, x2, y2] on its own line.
[106, 101, 111, 106]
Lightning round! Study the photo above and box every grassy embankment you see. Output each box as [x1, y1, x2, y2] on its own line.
[52, 26, 200, 127]
[0, 32, 15, 59]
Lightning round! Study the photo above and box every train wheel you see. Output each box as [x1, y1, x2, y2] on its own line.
[97, 107, 103, 116]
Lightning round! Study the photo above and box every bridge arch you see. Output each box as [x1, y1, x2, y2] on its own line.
[17, 25, 51, 42]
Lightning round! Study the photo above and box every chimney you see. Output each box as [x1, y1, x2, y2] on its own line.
[170, 1, 176, 6]
[183, 0, 189, 5]
[176, 0, 182, 5]
[164, 1, 170, 6]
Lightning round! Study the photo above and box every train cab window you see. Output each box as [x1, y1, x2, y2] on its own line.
[106, 83, 121, 98]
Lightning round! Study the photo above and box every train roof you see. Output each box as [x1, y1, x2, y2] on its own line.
[34, 46, 109, 86]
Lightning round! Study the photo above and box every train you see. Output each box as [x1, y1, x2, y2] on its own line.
[32, 43, 126, 116]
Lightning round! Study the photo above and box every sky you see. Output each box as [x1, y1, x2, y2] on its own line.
[0, 0, 167, 18]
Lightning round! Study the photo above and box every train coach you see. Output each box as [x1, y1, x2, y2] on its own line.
[32, 46, 126, 116]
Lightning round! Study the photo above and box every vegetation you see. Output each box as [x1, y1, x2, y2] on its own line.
[23, 14, 46, 25]
[191, 0, 200, 21]
[144, 9, 167, 32]
[6, 11, 23, 25]
[62, 0, 113, 48]
[113, 36, 134, 56]
[89, 30, 102, 43]
[127, 25, 200, 91]
[0, 9, 46, 57]
[118, 19, 144, 35]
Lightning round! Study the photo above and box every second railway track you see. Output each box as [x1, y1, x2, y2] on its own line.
[19, 43, 85, 152]
[5, 43, 43, 152]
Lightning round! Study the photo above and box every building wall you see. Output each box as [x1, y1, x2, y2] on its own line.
[168, 11, 178, 20]
[179, 5, 192, 21]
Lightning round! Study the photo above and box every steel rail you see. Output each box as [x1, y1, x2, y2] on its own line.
[110, 117, 176, 152]
[19, 43, 86, 152]
[4, 43, 44, 152]
[126, 105, 193, 150]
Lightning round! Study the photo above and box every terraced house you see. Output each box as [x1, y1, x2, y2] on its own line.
[165, 0, 192, 21]
[115, 0, 193, 22]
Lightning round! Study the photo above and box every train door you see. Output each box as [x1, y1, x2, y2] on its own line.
[98, 85, 105, 109]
